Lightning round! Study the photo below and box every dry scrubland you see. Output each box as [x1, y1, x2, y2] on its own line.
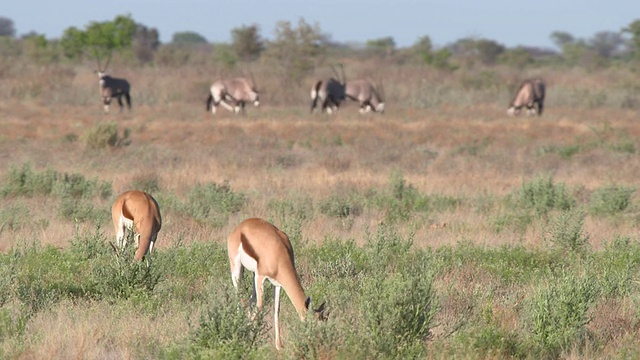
[1, 61, 640, 359]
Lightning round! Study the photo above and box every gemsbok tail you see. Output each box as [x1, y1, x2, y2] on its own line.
[206, 93, 214, 112]
[310, 80, 322, 113]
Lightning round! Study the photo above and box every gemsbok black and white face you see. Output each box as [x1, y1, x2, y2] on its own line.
[95, 54, 131, 113]
[507, 78, 545, 116]
[310, 64, 347, 114]
[206, 77, 260, 115]
[345, 79, 385, 114]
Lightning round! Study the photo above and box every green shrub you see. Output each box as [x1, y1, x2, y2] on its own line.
[190, 290, 266, 357]
[516, 175, 575, 216]
[546, 209, 589, 253]
[0, 163, 57, 197]
[525, 272, 598, 358]
[0, 204, 31, 232]
[83, 121, 119, 149]
[589, 185, 635, 216]
[319, 194, 362, 219]
[185, 181, 245, 228]
[359, 266, 436, 357]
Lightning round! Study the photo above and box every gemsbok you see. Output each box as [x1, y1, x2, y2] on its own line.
[345, 79, 385, 113]
[507, 78, 545, 116]
[111, 190, 162, 263]
[95, 54, 131, 113]
[206, 77, 260, 115]
[310, 65, 347, 114]
[227, 218, 327, 350]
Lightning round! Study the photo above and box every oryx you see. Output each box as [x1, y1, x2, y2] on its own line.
[507, 78, 545, 116]
[310, 65, 346, 114]
[95, 54, 131, 113]
[345, 79, 385, 113]
[206, 77, 260, 115]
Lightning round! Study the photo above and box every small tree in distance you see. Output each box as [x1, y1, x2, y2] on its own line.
[231, 24, 264, 62]
[0, 16, 15, 37]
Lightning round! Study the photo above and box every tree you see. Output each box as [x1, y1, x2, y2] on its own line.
[550, 31, 575, 49]
[622, 19, 640, 60]
[231, 24, 264, 61]
[263, 18, 328, 87]
[413, 35, 433, 63]
[448, 37, 504, 66]
[589, 31, 624, 58]
[60, 14, 136, 63]
[366, 36, 396, 57]
[133, 24, 160, 63]
[475, 39, 505, 65]
[60, 26, 87, 59]
[171, 31, 208, 44]
[0, 16, 15, 37]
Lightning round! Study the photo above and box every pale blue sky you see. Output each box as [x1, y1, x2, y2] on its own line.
[3, 0, 639, 49]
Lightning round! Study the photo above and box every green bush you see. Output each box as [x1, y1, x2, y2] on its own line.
[185, 181, 245, 228]
[83, 121, 119, 149]
[189, 290, 266, 358]
[0, 163, 57, 197]
[515, 175, 575, 216]
[525, 272, 598, 358]
[319, 194, 362, 219]
[546, 209, 589, 253]
[589, 185, 635, 216]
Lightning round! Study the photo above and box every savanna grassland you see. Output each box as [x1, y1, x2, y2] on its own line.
[2, 59, 640, 359]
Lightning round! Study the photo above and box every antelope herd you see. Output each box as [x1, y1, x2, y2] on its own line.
[94, 60, 546, 117]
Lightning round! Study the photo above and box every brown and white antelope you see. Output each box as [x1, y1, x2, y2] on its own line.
[345, 78, 385, 113]
[111, 190, 162, 262]
[206, 77, 260, 115]
[95, 54, 131, 113]
[310, 65, 346, 114]
[507, 78, 545, 116]
[227, 218, 327, 350]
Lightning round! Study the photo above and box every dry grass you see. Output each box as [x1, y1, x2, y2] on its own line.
[1, 62, 640, 253]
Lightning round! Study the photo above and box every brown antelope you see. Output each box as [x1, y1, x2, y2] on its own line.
[95, 54, 131, 113]
[507, 78, 545, 116]
[111, 190, 162, 262]
[206, 77, 260, 115]
[345, 78, 385, 113]
[227, 218, 327, 350]
[310, 65, 346, 114]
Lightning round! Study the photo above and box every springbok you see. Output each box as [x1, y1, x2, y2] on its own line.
[227, 218, 327, 350]
[310, 65, 346, 114]
[95, 54, 131, 113]
[206, 77, 260, 115]
[507, 78, 545, 116]
[345, 79, 385, 113]
[111, 190, 162, 263]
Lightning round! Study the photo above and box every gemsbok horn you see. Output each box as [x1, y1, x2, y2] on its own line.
[95, 53, 131, 113]
[507, 78, 545, 116]
[227, 218, 327, 350]
[111, 190, 162, 264]
[310, 64, 347, 114]
[345, 78, 386, 113]
[206, 76, 260, 115]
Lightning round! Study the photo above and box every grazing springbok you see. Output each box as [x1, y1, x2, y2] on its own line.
[310, 65, 347, 114]
[345, 79, 385, 113]
[227, 218, 327, 350]
[111, 190, 162, 263]
[206, 77, 260, 115]
[95, 54, 131, 113]
[507, 78, 545, 116]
